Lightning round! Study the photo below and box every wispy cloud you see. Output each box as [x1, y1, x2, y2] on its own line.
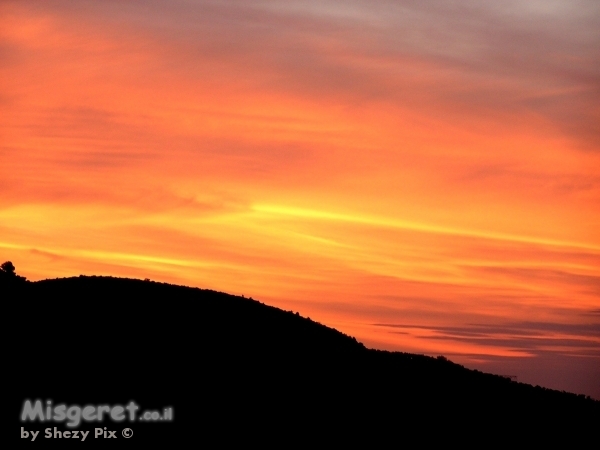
[1, 0, 599, 398]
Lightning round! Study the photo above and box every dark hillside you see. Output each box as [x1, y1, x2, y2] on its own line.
[6, 275, 599, 445]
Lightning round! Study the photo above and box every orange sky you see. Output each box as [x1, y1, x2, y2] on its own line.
[1, 1, 599, 398]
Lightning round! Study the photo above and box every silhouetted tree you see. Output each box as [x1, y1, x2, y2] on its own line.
[1, 261, 16, 276]
[0, 261, 27, 283]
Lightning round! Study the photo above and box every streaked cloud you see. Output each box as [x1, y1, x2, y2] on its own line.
[1, 0, 599, 398]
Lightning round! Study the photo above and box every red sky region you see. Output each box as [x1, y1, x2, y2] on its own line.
[1, 1, 599, 398]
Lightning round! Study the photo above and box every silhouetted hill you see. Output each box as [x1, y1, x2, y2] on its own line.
[6, 275, 599, 445]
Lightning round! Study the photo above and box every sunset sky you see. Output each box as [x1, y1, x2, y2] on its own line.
[2, 0, 599, 398]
